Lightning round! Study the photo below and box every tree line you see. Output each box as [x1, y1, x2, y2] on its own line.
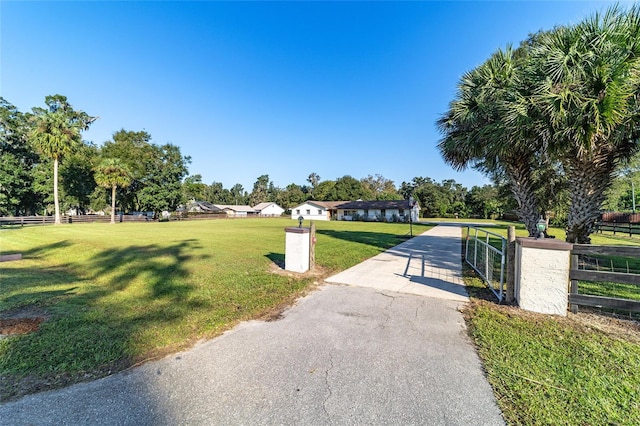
[1, 95, 518, 221]
[184, 173, 520, 220]
[0, 95, 190, 223]
[438, 4, 640, 243]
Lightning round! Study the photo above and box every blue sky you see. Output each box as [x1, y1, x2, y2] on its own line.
[1, 1, 620, 192]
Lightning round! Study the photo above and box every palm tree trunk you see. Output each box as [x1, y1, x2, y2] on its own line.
[110, 185, 116, 224]
[53, 158, 61, 225]
[565, 153, 616, 244]
[505, 160, 540, 237]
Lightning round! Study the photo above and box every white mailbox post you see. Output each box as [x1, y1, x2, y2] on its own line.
[285, 227, 310, 273]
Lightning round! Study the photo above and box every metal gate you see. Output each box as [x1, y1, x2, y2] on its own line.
[465, 226, 507, 302]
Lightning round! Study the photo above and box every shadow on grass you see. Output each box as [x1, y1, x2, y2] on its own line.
[9, 240, 73, 258]
[0, 238, 209, 401]
[265, 252, 285, 269]
[316, 229, 409, 251]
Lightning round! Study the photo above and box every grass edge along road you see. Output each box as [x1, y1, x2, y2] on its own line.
[0, 218, 431, 401]
[461, 220, 640, 425]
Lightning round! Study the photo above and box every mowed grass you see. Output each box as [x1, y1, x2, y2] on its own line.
[458, 220, 640, 425]
[0, 218, 430, 399]
[465, 301, 640, 425]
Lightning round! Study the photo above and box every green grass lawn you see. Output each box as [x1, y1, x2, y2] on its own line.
[459, 219, 640, 425]
[0, 218, 430, 400]
[465, 300, 640, 425]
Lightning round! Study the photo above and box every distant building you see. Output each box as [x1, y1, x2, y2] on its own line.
[213, 204, 256, 217]
[184, 201, 223, 213]
[289, 199, 420, 222]
[290, 201, 349, 221]
[252, 202, 285, 217]
[336, 200, 420, 222]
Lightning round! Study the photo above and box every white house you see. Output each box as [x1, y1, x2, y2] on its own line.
[213, 204, 256, 217]
[290, 201, 348, 221]
[336, 200, 420, 222]
[253, 202, 285, 217]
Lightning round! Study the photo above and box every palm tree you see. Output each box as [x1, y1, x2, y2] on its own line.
[30, 110, 82, 224]
[438, 47, 545, 236]
[94, 158, 132, 224]
[529, 5, 640, 243]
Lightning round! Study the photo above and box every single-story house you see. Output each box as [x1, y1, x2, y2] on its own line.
[213, 204, 256, 217]
[336, 200, 420, 222]
[253, 202, 285, 217]
[290, 201, 349, 221]
[185, 201, 223, 213]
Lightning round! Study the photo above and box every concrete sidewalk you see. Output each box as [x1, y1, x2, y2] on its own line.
[0, 226, 504, 425]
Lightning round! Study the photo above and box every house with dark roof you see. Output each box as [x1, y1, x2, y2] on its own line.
[185, 201, 223, 213]
[336, 200, 420, 222]
[290, 199, 420, 222]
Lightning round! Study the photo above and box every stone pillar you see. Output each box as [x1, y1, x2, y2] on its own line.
[514, 238, 573, 316]
[285, 227, 310, 273]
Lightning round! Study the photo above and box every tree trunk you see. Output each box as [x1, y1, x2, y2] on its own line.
[110, 185, 116, 224]
[565, 153, 616, 244]
[505, 159, 539, 236]
[53, 158, 61, 225]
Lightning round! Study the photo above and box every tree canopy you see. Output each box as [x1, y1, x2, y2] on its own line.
[438, 4, 640, 243]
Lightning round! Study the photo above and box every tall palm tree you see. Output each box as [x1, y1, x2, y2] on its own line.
[94, 158, 132, 224]
[30, 110, 82, 224]
[529, 5, 640, 243]
[438, 47, 545, 236]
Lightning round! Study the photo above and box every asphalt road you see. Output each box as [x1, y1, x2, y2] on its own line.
[0, 226, 504, 425]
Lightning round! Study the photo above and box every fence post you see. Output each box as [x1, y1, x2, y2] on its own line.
[473, 228, 478, 269]
[506, 226, 516, 303]
[570, 254, 579, 314]
[485, 232, 490, 278]
[309, 221, 316, 270]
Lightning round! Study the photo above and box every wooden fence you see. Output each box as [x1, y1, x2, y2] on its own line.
[595, 221, 640, 237]
[570, 244, 640, 314]
[0, 213, 284, 226]
[601, 212, 640, 223]
[0, 214, 150, 226]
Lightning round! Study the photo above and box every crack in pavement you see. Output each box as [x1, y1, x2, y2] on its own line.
[322, 352, 334, 421]
[378, 292, 396, 329]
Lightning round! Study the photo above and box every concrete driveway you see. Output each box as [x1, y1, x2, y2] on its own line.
[0, 226, 504, 425]
[325, 225, 468, 301]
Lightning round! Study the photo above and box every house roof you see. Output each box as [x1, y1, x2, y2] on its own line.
[337, 200, 419, 210]
[213, 204, 256, 213]
[186, 201, 222, 212]
[253, 202, 282, 211]
[303, 201, 349, 210]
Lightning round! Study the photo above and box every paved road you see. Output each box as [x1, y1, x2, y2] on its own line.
[0, 226, 504, 425]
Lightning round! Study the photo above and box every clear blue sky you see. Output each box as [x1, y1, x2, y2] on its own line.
[1, 0, 620, 192]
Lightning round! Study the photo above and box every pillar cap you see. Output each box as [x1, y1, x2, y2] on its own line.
[285, 227, 310, 234]
[516, 237, 573, 251]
